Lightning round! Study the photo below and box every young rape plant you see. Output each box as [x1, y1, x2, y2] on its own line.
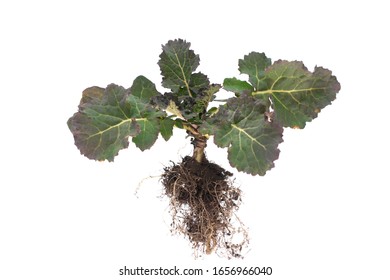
[68, 39, 340, 258]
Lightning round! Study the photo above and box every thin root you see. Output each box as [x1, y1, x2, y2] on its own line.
[162, 156, 249, 258]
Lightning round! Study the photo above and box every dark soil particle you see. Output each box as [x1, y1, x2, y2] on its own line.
[162, 156, 248, 258]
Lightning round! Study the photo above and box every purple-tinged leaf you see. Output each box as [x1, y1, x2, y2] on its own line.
[67, 85, 138, 161]
[67, 77, 168, 161]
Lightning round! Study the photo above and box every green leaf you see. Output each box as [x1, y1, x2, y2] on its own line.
[174, 118, 184, 129]
[67, 85, 139, 161]
[201, 95, 283, 176]
[189, 72, 210, 94]
[158, 39, 200, 96]
[130, 75, 159, 101]
[67, 77, 167, 161]
[253, 60, 341, 128]
[127, 94, 164, 151]
[159, 118, 175, 141]
[127, 76, 165, 150]
[207, 107, 218, 117]
[223, 77, 253, 95]
[239, 52, 272, 90]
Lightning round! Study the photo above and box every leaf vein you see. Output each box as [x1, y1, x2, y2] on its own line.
[87, 117, 145, 140]
[231, 124, 266, 150]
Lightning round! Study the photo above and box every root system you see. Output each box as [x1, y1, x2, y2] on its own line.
[162, 156, 248, 258]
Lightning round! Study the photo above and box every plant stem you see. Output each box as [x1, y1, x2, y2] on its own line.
[183, 123, 208, 163]
[192, 136, 207, 163]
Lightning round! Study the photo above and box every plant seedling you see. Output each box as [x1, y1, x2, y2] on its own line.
[68, 39, 340, 258]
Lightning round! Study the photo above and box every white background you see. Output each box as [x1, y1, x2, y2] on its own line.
[1, 0, 389, 279]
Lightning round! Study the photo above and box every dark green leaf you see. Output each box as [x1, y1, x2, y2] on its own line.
[174, 119, 184, 129]
[201, 95, 283, 176]
[158, 39, 199, 96]
[126, 76, 166, 150]
[189, 72, 210, 94]
[130, 75, 159, 102]
[223, 77, 253, 95]
[160, 118, 175, 141]
[239, 52, 272, 90]
[253, 60, 340, 128]
[126, 94, 164, 151]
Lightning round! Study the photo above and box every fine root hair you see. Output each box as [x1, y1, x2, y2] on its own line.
[162, 156, 249, 258]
